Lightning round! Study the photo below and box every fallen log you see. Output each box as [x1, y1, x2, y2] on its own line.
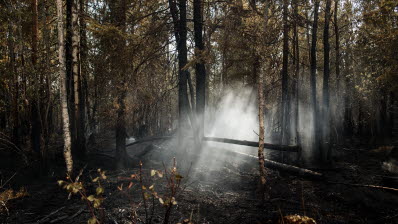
[126, 136, 173, 147]
[203, 137, 300, 152]
[222, 149, 323, 180]
[125, 136, 300, 153]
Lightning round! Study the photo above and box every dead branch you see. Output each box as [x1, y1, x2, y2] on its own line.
[36, 206, 65, 223]
[326, 181, 398, 194]
[204, 137, 301, 152]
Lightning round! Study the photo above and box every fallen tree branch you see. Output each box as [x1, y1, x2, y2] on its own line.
[225, 149, 323, 180]
[125, 136, 300, 153]
[224, 148, 398, 192]
[326, 181, 398, 194]
[204, 137, 300, 152]
[125, 136, 173, 147]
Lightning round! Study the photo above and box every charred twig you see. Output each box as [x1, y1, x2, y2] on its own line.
[0, 172, 17, 189]
[49, 215, 68, 223]
[36, 206, 65, 223]
[326, 181, 398, 194]
[68, 207, 84, 220]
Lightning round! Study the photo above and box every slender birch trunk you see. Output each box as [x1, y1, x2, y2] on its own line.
[56, 0, 73, 174]
[72, 0, 82, 156]
[258, 0, 270, 198]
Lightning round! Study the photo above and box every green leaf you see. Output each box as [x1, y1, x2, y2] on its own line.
[159, 198, 164, 204]
[171, 197, 177, 205]
[92, 177, 99, 182]
[88, 217, 98, 224]
[144, 192, 150, 200]
[150, 170, 156, 176]
[87, 195, 95, 202]
[93, 198, 101, 208]
[96, 187, 104, 195]
[149, 185, 154, 191]
[57, 180, 64, 186]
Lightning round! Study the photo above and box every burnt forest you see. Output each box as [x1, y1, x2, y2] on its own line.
[0, 0, 397, 223]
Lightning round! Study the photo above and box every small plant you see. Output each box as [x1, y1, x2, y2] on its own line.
[117, 158, 185, 224]
[279, 214, 316, 224]
[0, 187, 29, 215]
[160, 158, 183, 224]
[58, 168, 107, 224]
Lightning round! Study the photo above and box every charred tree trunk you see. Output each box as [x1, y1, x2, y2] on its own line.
[178, 0, 190, 140]
[72, 0, 84, 158]
[281, 0, 290, 147]
[292, 0, 300, 147]
[343, 28, 354, 139]
[109, 0, 128, 168]
[56, 0, 73, 174]
[194, 0, 206, 143]
[322, 0, 332, 162]
[334, 0, 342, 144]
[169, 0, 191, 146]
[30, 0, 43, 158]
[66, 0, 76, 150]
[7, 14, 19, 147]
[310, 0, 320, 162]
[79, 0, 88, 158]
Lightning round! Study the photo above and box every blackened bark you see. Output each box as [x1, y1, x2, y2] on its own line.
[281, 0, 290, 147]
[30, 0, 42, 156]
[168, 0, 190, 143]
[292, 0, 300, 147]
[56, 0, 73, 174]
[178, 0, 190, 135]
[108, 0, 128, 168]
[7, 16, 19, 147]
[334, 0, 340, 95]
[66, 0, 76, 151]
[310, 0, 320, 161]
[322, 0, 332, 162]
[79, 0, 88, 157]
[194, 0, 206, 141]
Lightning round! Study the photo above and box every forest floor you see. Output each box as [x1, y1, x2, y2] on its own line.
[1, 136, 398, 224]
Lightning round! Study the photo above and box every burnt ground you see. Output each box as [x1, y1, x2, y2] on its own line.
[1, 137, 398, 224]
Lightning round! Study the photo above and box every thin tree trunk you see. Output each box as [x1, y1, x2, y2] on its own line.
[7, 15, 19, 147]
[169, 0, 191, 147]
[108, 0, 128, 168]
[56, 0, 73, 174]
[310, 0, 320, 162]
[179, 0, 190, 140]
[334, 0, 341, 144]
[281, 0, 290, 148]
[258, 0, 270, 199]
[194, 0, 206, 142]
[334, 0, 340, 98]
[293, 0, 300, 149]
[72, 0, 82, 157]
[79, 0, 88, 157]
[322, 0, 332, 162]
[30, 0, 43, 158]
[66, 0, 76, 149]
